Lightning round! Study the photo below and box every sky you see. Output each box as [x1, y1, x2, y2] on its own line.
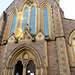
[0, 0, 75, 20]
[60, 0, 75, 20]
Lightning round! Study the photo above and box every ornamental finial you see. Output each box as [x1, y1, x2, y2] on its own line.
[25, 23, 29, 31]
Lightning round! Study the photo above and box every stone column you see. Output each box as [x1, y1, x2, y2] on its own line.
[8, 68, 10, 75]
[37, 67, 42, 75]
[56, 37, 70, 75]
[5, 67, 12, 75]
[12, 67, 15, 75]
[7, 67, 10, 75]
[6, 68, 9, 75]
[4, 68, 6, 75]
[9, 67, 13, 75]
[23, 64, 26, 75]
[28, 6, 31, 26]
[53, 1, 71, 75]
[38, 7, 40, 31]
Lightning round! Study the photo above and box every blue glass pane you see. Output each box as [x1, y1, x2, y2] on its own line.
[43, 8, 49, 36]
[30, 7, 36, 34]
[22, 8, 28, 31]
[10, 14, 17, 36]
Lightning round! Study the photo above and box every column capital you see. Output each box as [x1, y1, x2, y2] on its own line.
[7, 66, 13, 69]
[23, 64, 27, 68]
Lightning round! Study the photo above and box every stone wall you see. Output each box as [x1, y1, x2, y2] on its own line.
[62, 19, 75, 43]
[0, 0, 75, 75]
[1, 40, 61, 75]
[70, 68, 75, 75]
[5, 0, 60, 15]
[62, 19, 75, 75]
[47, 41, 59, 75]
[0, 45, 5, 75]
[0, 12, 6, 43]
[2, 41, 48, 75]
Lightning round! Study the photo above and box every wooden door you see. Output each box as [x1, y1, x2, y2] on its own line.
[14, 61, 23, 75]
[26, 60, 36, 75]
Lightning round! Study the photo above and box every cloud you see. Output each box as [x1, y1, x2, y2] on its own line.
[60, 0, 75, 20]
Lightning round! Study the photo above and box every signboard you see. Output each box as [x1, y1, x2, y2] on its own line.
[30, 73, 34, 75]
[16, 73, 19, 75]
[27, 70, 30, 73]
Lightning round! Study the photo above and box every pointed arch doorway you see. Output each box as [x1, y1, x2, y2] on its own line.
[4, 44, 42, 75]
[26, 60, 36, 75]
[14, 61, 23, 75]
[14, 60, 36, 75]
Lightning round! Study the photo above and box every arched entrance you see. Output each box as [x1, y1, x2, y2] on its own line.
[4, 44, 42, 75]
[26, 60, 36, 75]
[14, 61, 23, 75]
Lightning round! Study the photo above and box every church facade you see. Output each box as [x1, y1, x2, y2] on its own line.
[0, 0, 75, 75]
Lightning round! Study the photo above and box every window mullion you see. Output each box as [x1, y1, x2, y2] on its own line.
[28, 7, 31, 32]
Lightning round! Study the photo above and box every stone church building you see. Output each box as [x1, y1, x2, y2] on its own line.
[0, 0, 75, 75]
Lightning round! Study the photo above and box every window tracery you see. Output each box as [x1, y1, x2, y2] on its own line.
[30, 6, 36, 34]
[21, 2, 36, 34]
[40, 2, 53, 38]
[43, 7, 49, 36]
[10, 13, 17, 36]
[22, 8, 28, 31]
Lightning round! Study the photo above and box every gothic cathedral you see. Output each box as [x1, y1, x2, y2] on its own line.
[0, 0, 75, 75]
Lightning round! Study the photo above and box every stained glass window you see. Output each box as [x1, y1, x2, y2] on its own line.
[43, 7, 49, 36]
[22, 8, 28, 31]
[10, 14, 17, 36]
[30, 7, 36, 34]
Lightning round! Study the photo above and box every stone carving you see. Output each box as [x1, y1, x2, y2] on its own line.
[8, 34, 17, 43]
[25, 23, 29, 31]
[23, 53, 29, 59]
[36, 31, 45, 41]
[19, 30, 33, 41]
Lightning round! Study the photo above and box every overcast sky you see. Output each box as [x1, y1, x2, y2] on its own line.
[0, 0, 75, 20]
[60, 0, 75, 20]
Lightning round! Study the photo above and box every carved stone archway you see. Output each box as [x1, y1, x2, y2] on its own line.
[68, 30, 75, 66]
[4, 44, 42, 75]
